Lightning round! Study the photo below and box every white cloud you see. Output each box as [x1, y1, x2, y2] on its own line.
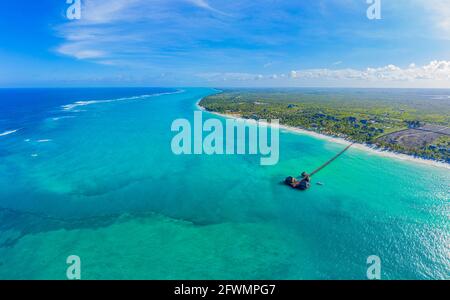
[58, 43, 107, 59]
[289, 61, 450, 82]
[56, 0, 229, 61]
[52, 1, 450, 88]
[198, 72, 264, 81]
[76, 0, 226, 25]
[186, 0, 228, 15]
[81, 0, 142, 24]
[201, 61, 450, 87]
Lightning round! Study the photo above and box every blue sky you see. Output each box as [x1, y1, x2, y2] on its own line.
[1, 0, 449, 87]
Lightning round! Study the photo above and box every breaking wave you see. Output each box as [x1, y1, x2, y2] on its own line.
[0, 129, 20, 137]
[62, 90, 184, 111]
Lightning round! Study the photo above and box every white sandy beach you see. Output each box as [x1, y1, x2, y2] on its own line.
[196, 99, 450, 170]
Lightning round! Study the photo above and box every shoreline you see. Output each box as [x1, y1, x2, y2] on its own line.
[196, 99, 450, 170]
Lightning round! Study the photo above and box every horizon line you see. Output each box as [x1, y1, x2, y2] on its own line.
[1, 85, 450, 90]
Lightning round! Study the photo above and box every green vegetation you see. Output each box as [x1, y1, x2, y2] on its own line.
[200, 89, 450, 163]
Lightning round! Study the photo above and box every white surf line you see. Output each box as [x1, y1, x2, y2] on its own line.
[0, 129, 20, 137]
[52, 116, 76, 121]
[196, 98, 449, 170]
[62, 89, 185, 111]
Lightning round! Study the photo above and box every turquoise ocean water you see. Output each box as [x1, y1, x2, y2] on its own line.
[0, 87, 448, 279]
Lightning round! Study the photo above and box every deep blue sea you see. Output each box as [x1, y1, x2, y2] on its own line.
[0, 88, 448, 279]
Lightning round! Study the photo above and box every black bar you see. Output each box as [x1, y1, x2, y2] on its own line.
[0, 280, 446, 298]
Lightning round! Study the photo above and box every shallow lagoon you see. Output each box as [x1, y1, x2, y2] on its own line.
[0, 88, 448, 279]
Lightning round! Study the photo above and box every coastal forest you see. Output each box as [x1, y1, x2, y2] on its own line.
[200, 89, 450, 163]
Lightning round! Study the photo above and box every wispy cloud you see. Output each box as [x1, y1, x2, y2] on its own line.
[58, 44, 107, 59]
[416, 0, 450, 33]
[55, 0, 231, 63]
[186, 0, 229, 15]
[50, 1, 450, 87]
[198, 72, 264, 82]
